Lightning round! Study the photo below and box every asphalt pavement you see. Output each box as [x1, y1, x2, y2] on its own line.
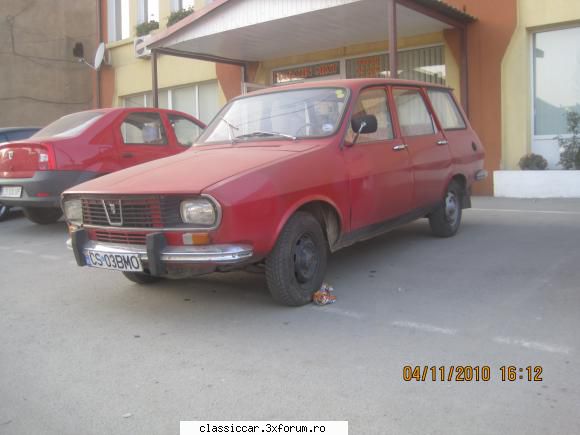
[1, 197, 579, 435]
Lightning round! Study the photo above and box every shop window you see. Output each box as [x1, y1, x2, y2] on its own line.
[345, 46, 445, 84]
[107, 0, 130, 42]
[393, 88, 435, 137]
[345, 88, 393, 144]
[533, 26, 580, 136]
[427, 90, 466, 130]
[121, 112, 167, 145]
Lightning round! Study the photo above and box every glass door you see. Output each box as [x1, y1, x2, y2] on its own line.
[532, 26, 580, 168]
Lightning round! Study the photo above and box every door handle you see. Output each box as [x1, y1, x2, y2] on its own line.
[392, 144, 408, 151]
[436, 139, 448, 146]
[121, 152, 134, 158]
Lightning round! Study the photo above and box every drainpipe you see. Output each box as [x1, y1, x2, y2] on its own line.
[96, 0, 102, 108]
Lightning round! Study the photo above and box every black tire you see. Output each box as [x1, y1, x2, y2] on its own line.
[265, 211, 328, 306]
[429, 180, 463, 238]
[23, 207, 63, 224]
[0, 203, 10, 222]
[122, 271, 162, 284]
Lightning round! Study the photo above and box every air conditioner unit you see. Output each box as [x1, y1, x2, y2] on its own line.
[134, 35, 151, 59]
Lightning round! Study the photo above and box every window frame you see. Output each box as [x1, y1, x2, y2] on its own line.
[119, 111, 169, 147]
[167, 114, 204, 148]
[426, 88, 467, 131]
[391, 86, 439, 138]
[531, 24, 580, 139]
[346, 86, 395, 145]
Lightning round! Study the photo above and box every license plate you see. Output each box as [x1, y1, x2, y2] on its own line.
[85, 250, 143, 272]
[0, 186, 22, 198]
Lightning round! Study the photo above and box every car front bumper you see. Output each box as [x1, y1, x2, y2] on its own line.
[68, 229, 254, 276]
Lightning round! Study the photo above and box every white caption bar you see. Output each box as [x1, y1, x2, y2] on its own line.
[181, 421, 348, 435]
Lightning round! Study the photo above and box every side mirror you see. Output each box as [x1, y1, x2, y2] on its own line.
[348, 114, 378, 146]
[351, 114, 378, 135]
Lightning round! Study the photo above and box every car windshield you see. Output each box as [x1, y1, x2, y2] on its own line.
[32, 111, 105, 138]
[197, 87, 349, 145]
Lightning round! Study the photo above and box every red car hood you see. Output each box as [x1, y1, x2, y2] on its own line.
[66, 145, 312, 195]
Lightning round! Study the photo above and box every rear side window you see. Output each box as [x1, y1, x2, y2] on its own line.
[121, 112, 167, 145]
[168, 115, 203, 147]
[346, 88, 394, 144]
[393, 88, 436, 137]
[33, 112, 104, 138]
[427, 90, 466, 130]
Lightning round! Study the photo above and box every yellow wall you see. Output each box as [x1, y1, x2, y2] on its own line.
[106, 0, 218, 107]
[501, 0, 580, 169]
[255, 32, 461, 100]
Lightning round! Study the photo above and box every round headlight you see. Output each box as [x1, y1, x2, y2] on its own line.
[63, 198, 82, 225]
[180, 198, 219, 227]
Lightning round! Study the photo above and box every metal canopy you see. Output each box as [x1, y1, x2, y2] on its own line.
[148, 0, 475, 112]
[150, 0, 472, 62]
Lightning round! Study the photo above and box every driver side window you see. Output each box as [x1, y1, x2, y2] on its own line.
[346, 88, 393, 144]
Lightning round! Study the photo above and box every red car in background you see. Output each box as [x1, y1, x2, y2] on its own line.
[63, 79, 486, 306]
[0, 108, 205, 224]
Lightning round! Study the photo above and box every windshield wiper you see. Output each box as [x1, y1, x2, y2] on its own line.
[234, 131, 297, 141]
[218, 117, 239, 144]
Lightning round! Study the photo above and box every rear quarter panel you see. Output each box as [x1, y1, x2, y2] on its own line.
[51, 111, 123, 174]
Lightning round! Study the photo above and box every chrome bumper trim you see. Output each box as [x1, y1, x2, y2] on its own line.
[475, 169, 488, 181]
[72, 239, 253, 264]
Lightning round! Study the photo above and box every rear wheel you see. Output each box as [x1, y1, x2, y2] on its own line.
[23, 207, 63, 224]
[428, 180, 463, 237]
[265, 211, 328, 306]
[122, 271, 162, 285]
[0, 203, 10, 222]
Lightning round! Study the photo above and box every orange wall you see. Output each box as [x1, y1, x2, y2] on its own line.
[446, 0, 517, 194]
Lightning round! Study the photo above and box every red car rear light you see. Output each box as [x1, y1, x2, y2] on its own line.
[35, 144, 56, 171]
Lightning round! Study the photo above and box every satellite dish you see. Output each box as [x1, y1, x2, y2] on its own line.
[94, 43, 106, 70]
[73, 42, 107, 70]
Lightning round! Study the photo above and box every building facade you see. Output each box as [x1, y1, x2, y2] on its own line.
[99, 0, 222, 124]
[0, 0, 98, 127]
[98, 0, 580, 195]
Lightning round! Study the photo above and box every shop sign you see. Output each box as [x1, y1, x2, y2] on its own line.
[273, 61, 340, 84]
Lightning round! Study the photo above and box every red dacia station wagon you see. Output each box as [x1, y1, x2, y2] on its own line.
[62, 79, 486, 306]
[0, 108, 204, 224]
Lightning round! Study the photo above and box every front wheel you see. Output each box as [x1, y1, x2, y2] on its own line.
[0, 203, 10, 222]
[428, 181, 463, 237]
[122, 271, 163, 285]
[265, 211, 328, 306]
[23, 207, 63, 224]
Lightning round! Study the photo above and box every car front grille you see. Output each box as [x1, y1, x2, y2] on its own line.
[82, 196, 183, 229]
[92, 229, 148, 245]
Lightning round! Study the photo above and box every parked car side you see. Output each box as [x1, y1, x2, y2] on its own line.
[0, 127, 41, 221]
[62, 79, 487, 306]
[0, 108, 205, 224]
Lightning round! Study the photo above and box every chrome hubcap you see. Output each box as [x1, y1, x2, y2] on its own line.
[293, 233, 318, 283]
[444, 192, 458, 224]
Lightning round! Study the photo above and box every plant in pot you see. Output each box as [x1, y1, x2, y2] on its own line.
[167, 6, 194, 27]
[557, 110, 580, 169]
[518, 153, 548, 170]
[136, 20, 159, 37]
